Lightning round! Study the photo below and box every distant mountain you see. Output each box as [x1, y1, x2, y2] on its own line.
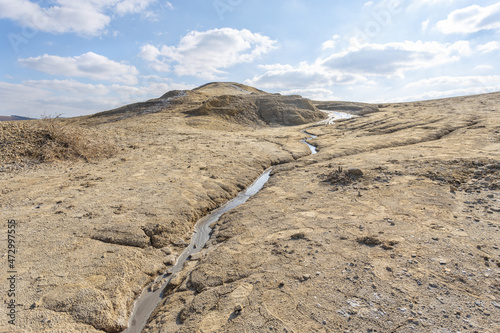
[0, 115, 34, 121]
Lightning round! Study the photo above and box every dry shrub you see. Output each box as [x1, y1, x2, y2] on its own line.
[1, 116, 115, 167]
[37, 116, 116, 162]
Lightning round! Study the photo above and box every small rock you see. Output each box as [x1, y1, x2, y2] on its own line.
[347, 168, 363, 177]
[357, 236, 381, 246]
[189, 252, 203, 261]
[291, 232, 306, 240]
[161, 247, 172, 255]
[300, 274, 311, 282]
[234, 304, 243, 313]
[164, 255, 176, 266]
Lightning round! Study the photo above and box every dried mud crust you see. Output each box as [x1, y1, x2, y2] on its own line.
[0, 85, 316, 333]
[145, 158, 500, 333]
[413, 159, 500, 192]
[322, 159, 500, 192]
[2, 86, 500, 333]
[143, 92, 500, 333]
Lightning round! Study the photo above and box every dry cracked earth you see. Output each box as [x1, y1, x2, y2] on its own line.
[1, 83, 499, 333]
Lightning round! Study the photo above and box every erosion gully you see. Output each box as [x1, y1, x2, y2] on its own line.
[123, 111, 351, 333]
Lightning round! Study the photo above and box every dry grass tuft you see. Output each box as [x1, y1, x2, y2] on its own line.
[1, 116, 116, 170]
[37, 116, 116, 162]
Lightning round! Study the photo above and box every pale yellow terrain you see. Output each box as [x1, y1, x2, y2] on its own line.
[1, 83, 499, 332]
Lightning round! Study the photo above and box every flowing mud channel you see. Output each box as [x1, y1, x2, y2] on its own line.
[123, 112, 352, 332]
[123, 169, 272, 332]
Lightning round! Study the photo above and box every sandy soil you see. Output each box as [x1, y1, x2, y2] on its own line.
[1, 84, 499, 332]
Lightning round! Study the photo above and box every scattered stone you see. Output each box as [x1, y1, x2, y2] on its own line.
[234, 304, 243, 313]
[347, 168, 363, 177]
[300, 274, 311, 282]
[357, 236, 382, 246]
[189, 252, 203, 261]
[291, 232, 306, 240]
[161, 247, 172, 255]
[164, 255, 176, 266]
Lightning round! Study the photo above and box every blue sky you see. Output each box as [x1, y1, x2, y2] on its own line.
[1, 0, 500, 118]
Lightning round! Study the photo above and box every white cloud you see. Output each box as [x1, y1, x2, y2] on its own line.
[477, 41, 500, 54]
[0, 78, 194, 118]
[436, 3, 500, 34]
[139, 44, 161, 62]
[422, 19, 430, 32]
[279, 88, 340, 101]
[245, 61, 371, 91]
[321, 40, 472, 77]
[405, 75, 500, 89]
[417, 0, 456, 3]
[474, 64, 495, 71]
[140, 28, 277, 80]
[0, 81, 116, 117]
[115, 0, 157, 15]
[391, 75, 500, 102]
[321, 34, 340, 50]
[18, 52, 139, 84]
[0, 0, 157, 36]
[363, 1, 374, 9]
[244, 38, 482, 99]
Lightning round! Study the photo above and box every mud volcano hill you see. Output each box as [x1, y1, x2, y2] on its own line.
[85, 82, 326, 126]
[190, 94, 326, 126]
[1, 83, 500, 333]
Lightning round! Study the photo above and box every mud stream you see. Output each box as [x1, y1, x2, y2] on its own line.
[123, 169, 272, 332]
[124, 128, 324, 332]
[301, 130, 318, 155]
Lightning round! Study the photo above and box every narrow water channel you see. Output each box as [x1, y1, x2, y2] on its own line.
[123, 169, 272, 333]
[300, 131, 318, 154]
[124, 124, 331, 332]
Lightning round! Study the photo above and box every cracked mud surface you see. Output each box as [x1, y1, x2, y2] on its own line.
[1, 85, 500, 332]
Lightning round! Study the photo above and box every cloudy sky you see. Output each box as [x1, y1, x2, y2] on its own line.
[1, 0, 500, 118]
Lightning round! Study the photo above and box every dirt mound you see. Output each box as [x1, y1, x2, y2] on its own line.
[84, 83, 266, 125]
[84, 83, 322, 126]
[190, 94, 327, 126]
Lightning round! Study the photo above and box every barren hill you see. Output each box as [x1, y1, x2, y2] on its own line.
[83, 82, 326, 126]
[1, 84, 499, 333]
[193, 82, 269, 96]
[0, 115, 34, 121]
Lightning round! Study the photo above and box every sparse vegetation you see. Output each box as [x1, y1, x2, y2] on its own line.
[0, 116, 115, 169]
